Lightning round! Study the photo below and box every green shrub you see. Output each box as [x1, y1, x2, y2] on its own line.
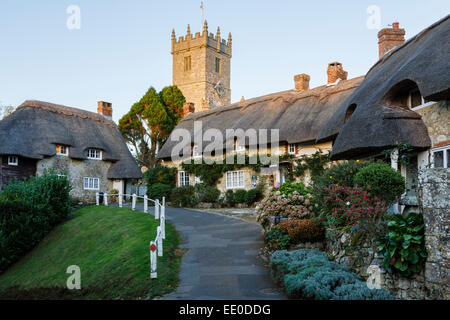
[314, 160, 371, 189]
[143, 165, 177, 187]
[225, 190, 235, 207]
[148, 183, 172, 201]
[278, 219, 324, 243]
[170, 186, 197, 207]
[194, 184, 220, 203]
[264, 227, 291, 251]
[0, 171, 71, 273]
[278, 181, 310, 197]
[378, 212, 427, 277]
[354, 162, 405, 203]
[234, 189, 247, 204]
[244, 188, 262, 206]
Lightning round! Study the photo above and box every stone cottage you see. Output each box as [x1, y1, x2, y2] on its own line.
[0, 100, 142, 200]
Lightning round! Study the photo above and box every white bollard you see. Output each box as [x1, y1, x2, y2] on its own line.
[132, 193, 137, 211]
[161, 214, 166, 240]
[96, 193, 99, 206]
[155, 200, 160, 219]
[104, 193, 108, 206]
[157, 226, 163, 257]
[150, 241, 157, 279]
[119, 193, 123, 208]
[144, 195, 148, 213]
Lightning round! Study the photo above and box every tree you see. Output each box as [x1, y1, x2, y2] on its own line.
[119, 86, 185, 168]
[0, 104, 15, 119]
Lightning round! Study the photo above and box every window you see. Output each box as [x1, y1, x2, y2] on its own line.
[406, 88, 435, 110]
[192, 145, 202, 158]
[234, 140, 245, 152]
[56, 145, 68, 156]
[184, 56, 191, 72]
[178, 171, 190, 186]
[288, 144, 296, 155]
[215, 57, 221, 73]
[432, 146, 450, 168]
[226, 170, 244, 189]
[8, 156, 18, 166]
[83, 177, 99, 190]
[87, 148, 102, 160]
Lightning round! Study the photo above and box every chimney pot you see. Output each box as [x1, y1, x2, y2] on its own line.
[97, 101, 112, 120]
[327, 62, 347, 84]
[294, 74, 310, 91]
[183, 102, 195, 116]
[378, 22, 405, 58]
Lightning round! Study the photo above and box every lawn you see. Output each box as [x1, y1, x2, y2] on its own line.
[0, 205, 182, 299]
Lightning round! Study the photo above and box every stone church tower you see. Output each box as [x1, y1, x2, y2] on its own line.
[171, 21, 231, 112]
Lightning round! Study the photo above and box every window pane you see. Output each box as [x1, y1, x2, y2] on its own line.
[239, 171, 244, 187]
[185, 173, 189, 185]
[434, 151, 444, 168]
[447, 149, 450, 168]
[94, 179, 98, 189]
[84, 178, 88, 189]
[410, 90, 422, 108]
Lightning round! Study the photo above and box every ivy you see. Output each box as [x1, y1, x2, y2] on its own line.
[381, 144, 415, 168]
[292, 150, 330, 182]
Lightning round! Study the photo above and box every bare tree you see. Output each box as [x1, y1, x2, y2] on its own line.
[0, 104, 15, 119]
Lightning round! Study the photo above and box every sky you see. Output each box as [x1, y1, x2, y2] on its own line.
[0, 0, 449, 122]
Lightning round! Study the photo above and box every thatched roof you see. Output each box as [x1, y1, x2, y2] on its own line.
[317, 15, 450, 160]
[158, 76, 364, 159]
[0, 100, 142, 179]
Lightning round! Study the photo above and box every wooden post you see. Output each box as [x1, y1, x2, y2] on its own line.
[96, 192, 99, 206]
[157, 226, 163, 257]
[161, 196, 166, 220]
[144, 195, 148, 213]
[119, 193, 123, 208]
[161, 214, 166, 240]
[155, 200, 160, 219]
[132, 193, 137, 211]
[104, 193, 108, 206]
[150, 241, 157, 279]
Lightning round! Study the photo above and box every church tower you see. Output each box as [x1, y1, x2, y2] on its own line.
[171, 21, 232, 112]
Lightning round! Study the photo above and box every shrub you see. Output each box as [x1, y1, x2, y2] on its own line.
[378, 212, 427, 277]
[278, 181, 310, 197]
[170, 186, 197, 207]
[0, 171, 71, 273]
[264, 227, 291, 251]
[244, 188, 262, 206]
[315, 160, 371, 190]
[270, 249, 393, 300]
[278, 219, 324, 243]
[224, 190, 235, 207]
[354, 162, 405, 203]
[234, 189, 247, 204]
[148, 183, 172, 201]
[194, 184, 220, 203]
[143, 165, 177, 187]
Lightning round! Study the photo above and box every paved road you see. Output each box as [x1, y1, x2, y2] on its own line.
[123, 203, 285, 300]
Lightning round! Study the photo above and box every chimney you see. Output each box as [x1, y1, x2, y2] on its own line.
[183, 102, 195, 116]
[294, 74, 310, 91]
[327, 62, 348, 84]
[378, 22, 405, 58]
[97, 101, 112, 120]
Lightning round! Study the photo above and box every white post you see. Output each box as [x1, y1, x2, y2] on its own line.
[104, 193, 108, 206]
[155, 200, 160, 219]
[144, 195, 148, 213]
[96, 192, 99, 206]
[132, 193, 137, 211]
[157, 226, 163, 257]
[390, 149, 400, 214]
[119, 193, 123, 208]
[161, 214, 166, 240]
[161, 196, 166, 220]
[150, 241, 157, 279]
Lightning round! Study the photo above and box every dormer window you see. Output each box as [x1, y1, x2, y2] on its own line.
[87, 148, 102, 160]
[192, 145, 202, 158]
[8, 156, 18, 166]
[56, 145, 68, 156]
[288, 143, 296, 155]
[407, 89, 435, 110]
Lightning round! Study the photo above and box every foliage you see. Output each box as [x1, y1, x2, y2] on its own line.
[377, 212, 427, 277]
[148, 183, 172, 201]
[194, 184, 221, 203]
[0, 206, 182, 299]
[0, 104, 15, 119]
[0, 171, 72, 273]
[314, 160, 371, 190]
[292, 150, 330, 182]
[233, 189, 247, 204]
[381, 144, 415, 168]
[278, 219, 324, 243]
[224, 190, 235, 207]
[118, 86, 185, 169]
[244, 189, 262, 206]
[354, 162, 405, 204]
[264, 227, 291, 251]
[170, 186, 197, 208]
[318, 184, 387, 234]
[270, 249, 393, 300]
[277, 180, 310, 197]
[143, 165, 177, 188]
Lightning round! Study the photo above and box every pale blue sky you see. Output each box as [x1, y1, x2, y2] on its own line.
[0, 0, 448, 122]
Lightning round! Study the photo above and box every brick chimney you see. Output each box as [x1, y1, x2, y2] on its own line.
[183, 102, 195, 116]
[294, 74, 310, 91]
[378, 22, 405, 58]
[97, 101, 112, 120]
[327, 62, 348, 84]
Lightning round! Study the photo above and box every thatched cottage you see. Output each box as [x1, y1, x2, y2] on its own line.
[0, 100, 142, 200]
[158, 67, 364, 192]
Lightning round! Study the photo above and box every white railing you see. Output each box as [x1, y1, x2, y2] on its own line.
[96, 192, 166, 279]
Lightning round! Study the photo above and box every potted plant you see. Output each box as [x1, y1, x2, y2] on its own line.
[110, 189, 119, 203]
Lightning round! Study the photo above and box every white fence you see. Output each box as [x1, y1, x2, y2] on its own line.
[95, 192, 166, 279]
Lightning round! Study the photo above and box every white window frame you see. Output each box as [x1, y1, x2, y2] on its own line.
[431, 146, 450, 169]
[178, 171, 190, 187]
[288, 143, 296, 155]
[192, 145, 202, 159]
[226, 170, 245, 189]
[56, 145, 69, 156]
[83, 177, 100, 190]
[408, 90, 436, 111]
[87, 148, 102, 160]
[8, 156, 18, 166]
